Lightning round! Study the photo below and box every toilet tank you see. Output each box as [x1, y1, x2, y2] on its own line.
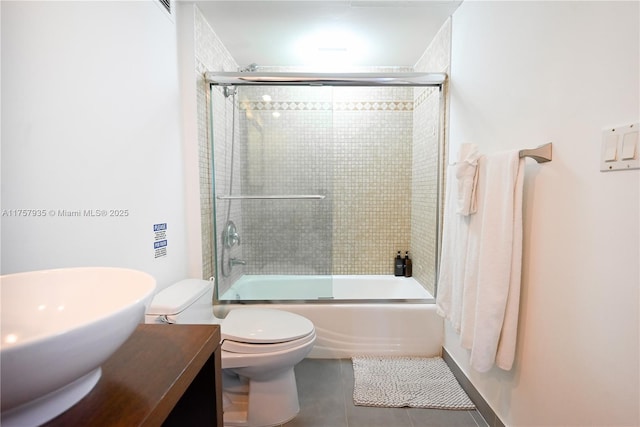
[145, 279, 219, 324]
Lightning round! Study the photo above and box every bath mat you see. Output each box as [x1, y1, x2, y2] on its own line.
[351, 356, 475, 410]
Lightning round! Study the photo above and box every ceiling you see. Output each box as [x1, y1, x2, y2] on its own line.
[194, 1, 462, 69]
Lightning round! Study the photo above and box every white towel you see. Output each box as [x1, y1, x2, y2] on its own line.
[461, 150, 524, 373]
[436, 165, 472, 332]
[494, 153, 524, 371]
[436, 144, 481, 324]
[455, 144, 481, 216]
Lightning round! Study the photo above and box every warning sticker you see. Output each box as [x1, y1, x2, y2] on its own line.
[154, 223, 167, 258]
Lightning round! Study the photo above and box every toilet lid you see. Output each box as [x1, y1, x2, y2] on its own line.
[222, 329, 316, 354]
[222, 308, 315, 344]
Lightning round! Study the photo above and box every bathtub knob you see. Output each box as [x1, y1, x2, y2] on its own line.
[224, 220, 241, 248]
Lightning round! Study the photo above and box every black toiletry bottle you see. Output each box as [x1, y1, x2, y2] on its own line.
[394, 251, 404, 276]
[404, 251, 413, 277]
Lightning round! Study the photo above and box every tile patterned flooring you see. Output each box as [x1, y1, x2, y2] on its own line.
[281, 359, 489, 427]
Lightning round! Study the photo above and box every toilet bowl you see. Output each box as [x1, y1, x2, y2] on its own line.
[145, 279, 316, 427]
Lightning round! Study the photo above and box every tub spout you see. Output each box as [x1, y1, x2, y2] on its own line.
[230, 258, 247, 267]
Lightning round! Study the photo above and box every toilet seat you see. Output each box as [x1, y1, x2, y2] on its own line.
[222, 308, 315, 344]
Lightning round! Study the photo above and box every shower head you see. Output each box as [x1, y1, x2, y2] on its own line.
[240, 63, 258, 72]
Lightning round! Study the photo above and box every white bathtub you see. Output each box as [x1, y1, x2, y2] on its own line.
[219, 274, 433, 300]
[215, 275, 443, 358]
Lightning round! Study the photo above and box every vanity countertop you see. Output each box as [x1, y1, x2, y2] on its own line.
[44, 323, 223, 427]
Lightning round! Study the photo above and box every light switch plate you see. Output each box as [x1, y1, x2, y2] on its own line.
[600, 123, 640, 172]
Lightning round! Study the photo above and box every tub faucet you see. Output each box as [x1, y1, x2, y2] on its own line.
[230, 258, 247, 267]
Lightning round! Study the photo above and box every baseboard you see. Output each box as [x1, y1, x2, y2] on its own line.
[442, 348, 506, 427]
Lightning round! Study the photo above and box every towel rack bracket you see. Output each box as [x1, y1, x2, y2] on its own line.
[519, 142, 552, 163]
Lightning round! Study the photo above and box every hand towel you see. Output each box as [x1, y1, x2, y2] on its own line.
[463, 150, 524, 373]
[455, 144, 481, 216]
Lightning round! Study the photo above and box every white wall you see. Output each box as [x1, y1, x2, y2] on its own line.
[1, 1, 188, 289]
[447, 2, 639, 426]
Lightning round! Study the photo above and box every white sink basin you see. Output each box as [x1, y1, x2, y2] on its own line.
[0, 267, 156, 426]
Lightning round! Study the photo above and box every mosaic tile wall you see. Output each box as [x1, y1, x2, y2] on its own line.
[411, 88, 441, 294]
[238, 86, 334, 274]
[412, 18, 451, 295]
[331, 87, 413, 274]
[194, 6, 241, 295]
[234, 80, 415, 276]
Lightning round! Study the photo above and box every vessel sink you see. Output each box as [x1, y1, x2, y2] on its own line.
[0, 267, 156, 426]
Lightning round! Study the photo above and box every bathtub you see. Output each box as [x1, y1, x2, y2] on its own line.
[215, 275, 443, 358]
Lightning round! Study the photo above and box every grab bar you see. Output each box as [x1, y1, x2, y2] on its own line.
[217, 195, 326, 200]
[519, 142, 552, 163]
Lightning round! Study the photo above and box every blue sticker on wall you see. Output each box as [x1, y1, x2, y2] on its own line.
[154, 223, 168, 258]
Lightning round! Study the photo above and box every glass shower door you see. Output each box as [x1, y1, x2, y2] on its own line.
[213, 85, 334, 300]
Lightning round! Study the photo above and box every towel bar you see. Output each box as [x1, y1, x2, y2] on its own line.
[519, 143, 552, 163]
[217, 195, 326, 200]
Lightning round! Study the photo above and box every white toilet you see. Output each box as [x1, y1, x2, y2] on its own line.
[145, 279, 316, 427]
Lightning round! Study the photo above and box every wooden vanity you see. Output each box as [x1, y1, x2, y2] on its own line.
[44, 324, 223, 427]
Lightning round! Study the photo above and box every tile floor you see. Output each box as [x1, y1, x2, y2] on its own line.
[282, 359, 489, 427]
